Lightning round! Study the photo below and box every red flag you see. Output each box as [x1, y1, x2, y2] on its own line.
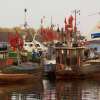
[64, 17, 68, 32]
[8, 31, 23, 49]
[64, 18, 67, 24]
[68, 15, 73, 29]
[8, 32, 16, 47]
[15, 30, 23, 49]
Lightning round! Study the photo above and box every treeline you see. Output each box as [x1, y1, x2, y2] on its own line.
[0, 27, 36, 36]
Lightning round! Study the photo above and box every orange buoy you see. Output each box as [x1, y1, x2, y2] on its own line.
[6, 58, 13, 65]
[57, 64, 64, 70]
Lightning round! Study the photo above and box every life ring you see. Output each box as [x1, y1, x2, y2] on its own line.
[57, 64, 64, 70]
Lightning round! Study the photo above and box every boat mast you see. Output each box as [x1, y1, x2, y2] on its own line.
[73, 9, 80, 47]
[24, 8, 28, 29]
[24, 8, 34, 39]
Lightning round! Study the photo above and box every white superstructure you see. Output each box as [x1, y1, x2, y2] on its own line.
[23, 34, 48, 52]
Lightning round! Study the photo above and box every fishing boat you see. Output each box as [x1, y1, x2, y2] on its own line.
[1, 54, 43, 82]
[0, 62, 43, 81]
[0, 33, 43, 82]
[55, 46, 100, 79]
[54, 14, 100, 80]
[0, 9, 43, 82]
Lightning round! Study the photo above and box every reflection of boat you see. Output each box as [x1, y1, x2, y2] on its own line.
[0, 80, 43, 100]
[56, 80, 100, 100]
[0, 83, 34, 93]
[42, 79, 56, 100]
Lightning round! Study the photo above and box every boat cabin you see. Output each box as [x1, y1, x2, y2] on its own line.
[55, 47, 85, 72]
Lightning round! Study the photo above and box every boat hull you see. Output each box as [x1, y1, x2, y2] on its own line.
[0, 74, 34, 82]
[55, 61, 100, 80]
[56, 70, 84, 80]
[0, 63, 43, 83]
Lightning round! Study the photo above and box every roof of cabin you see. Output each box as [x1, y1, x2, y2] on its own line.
[0, 32, 8, 42]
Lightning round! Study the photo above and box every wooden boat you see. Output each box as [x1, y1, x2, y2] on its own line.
[0, 73, 34, 82]
[55, 46, 100, 80]
[53, 14, 100, 80]
[0, 80, 43, 100]
[0, 42, 43, 82]
[56, 79, 100, 100]
[0, 61, 43, 82]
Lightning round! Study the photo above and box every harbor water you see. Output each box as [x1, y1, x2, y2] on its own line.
[0, 79, 100, 100]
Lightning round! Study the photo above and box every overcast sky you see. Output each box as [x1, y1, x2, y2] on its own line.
[0, 0, 100, 33]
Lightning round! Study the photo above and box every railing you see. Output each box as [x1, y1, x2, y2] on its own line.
[55, 47, 85, 72]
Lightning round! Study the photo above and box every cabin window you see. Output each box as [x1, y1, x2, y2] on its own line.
[0, 43, 8, 51]
[30, 44, 33, 47]
[25, 44, 27, 46]
[35, 44, 40, 47]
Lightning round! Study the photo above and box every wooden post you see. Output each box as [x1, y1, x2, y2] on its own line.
[69, 49, 71, 66]
[60, 49, 62, 64]
[77, 49, 81, 70]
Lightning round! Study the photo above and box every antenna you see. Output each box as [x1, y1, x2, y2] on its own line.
[24, 8, 28, 29]
[50, 16, 54, 29]
[88, 11, 100, 16]
[51, 16, 52, 27]
[24, 8, 34, 39]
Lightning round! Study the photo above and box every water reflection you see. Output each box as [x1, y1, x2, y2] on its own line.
[0, 81, 43, 100]
[56, 80, 100, 100]
[0, 79, 100, 100]
[43, 80, 56, 100]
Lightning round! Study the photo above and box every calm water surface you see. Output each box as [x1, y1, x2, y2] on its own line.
[0, 79, 100, 100]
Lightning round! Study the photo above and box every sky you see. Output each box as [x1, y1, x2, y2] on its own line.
[0, 0, 100, 34]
